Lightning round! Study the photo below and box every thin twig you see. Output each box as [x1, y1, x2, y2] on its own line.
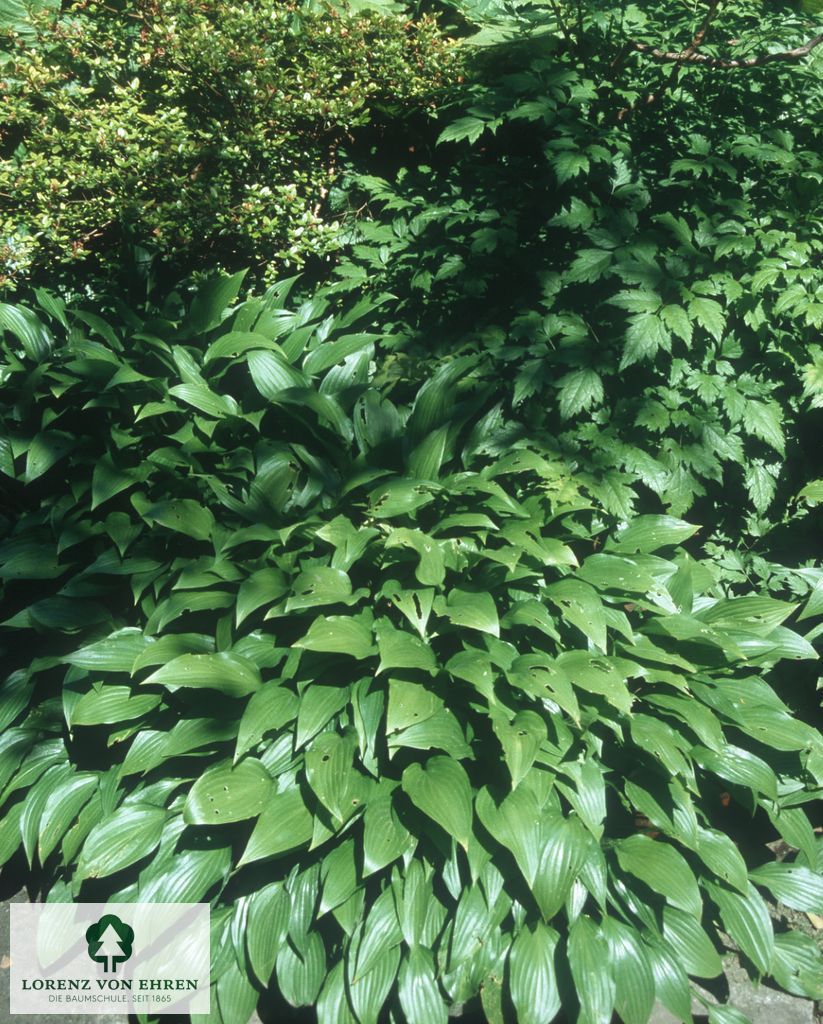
[627, 30, 823, 68]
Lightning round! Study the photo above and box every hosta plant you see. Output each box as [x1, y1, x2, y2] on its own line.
[0, 280, 822, 1024]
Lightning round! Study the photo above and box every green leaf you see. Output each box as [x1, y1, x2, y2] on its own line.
[186, 269, 247, 333]
[402, 756, 472, 850]
[141, 652, 262, 697]
[748, 863, 823, 912]
[703, 881, 774, 974]
[742, 401, 785, 454]
[295, 685, 350, 748]
[236, 684, 298, 761]
[615, 835, 702, 916]
[601, 919, 655, 1024]
[608, 515, 699, 553]
[184, 758, 272, 825]
[71, 685, 161, 727]
[398, 946, 448, 1024]
[557, 369, 604, 419]
[620, 313, 670, 370]
[246, 883, 289, 985]
[24, 431, 73, 482]
[438, 588, 499, 637]
[692, 745, 778, 800]
[65, 628, 150, 672]
[295, 615, 376, 660]
[76, 803, 167, 880]
[662, 906, 723, 978]
[437, 115, 488, 145]
[0, 302, 53, 361]
[707, 1006, 753, 1024]
[363, 787, 414, 875]
[509, 923, 561, 1024]
[134, 497, 215, 542]
[376, 620, 437, 674]
[567, 916, 615, 1024]
[38, 773, 99, 862]
[385, 528, 445, 587]
[544, 579, 607, 652]
[491, 710, 546, 789]
[238, 788, 313, 866]
[689, 296, 725, 341]
[696, 828, 749, 893]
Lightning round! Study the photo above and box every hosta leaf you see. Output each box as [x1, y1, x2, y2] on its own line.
[566, 916, 615, 1024]
[398, 946, 448, 1024]
[141, 652, 261, 697]
[76, 803, 167, 880]
[134, 497, 215, 542]
[238, 788, 313, 866]
[235, 684, 298, 761]
[615, 835, 702, 917]
[295, 685, 350, 748]
[184, 758, 272, 825]
[748, 863, 823, 912]
[438, 588, 499, 637]
[376, 620, 437, 673]
[491, 710, 546, 789]
[544, 579, 606, 652]
[601, 919, 655, 1024]
[38, 773, 99, 862]
[707, 1006, 753, 1024]
[696, 828, 749, 893]
[509, 922, 561, 1024]
[64, 628, 150, 672]
[71, 685, 161, 727]
[385, 528, 445, 587]
[276, 929, 326, 1007]
[662, 906, 723, 978]
[295, 614, 376, 659]
[692, 745, 777, 800]
[363, 788, 414, 875]
[246, 883, 289, 986]
[703, 880, 774, 974]
[608, 515, 698, 553]
[402, 756, 473, 850]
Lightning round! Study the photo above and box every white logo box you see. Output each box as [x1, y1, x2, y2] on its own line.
[10, 902, 210, 1015]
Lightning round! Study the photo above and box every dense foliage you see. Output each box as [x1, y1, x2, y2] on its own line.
[0, 0, 458, 290]
[1, 0, 822, 1022]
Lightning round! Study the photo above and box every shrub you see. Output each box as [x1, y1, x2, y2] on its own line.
[0, 0, 460, 292]
[1, 280, 822, 1023]
[328, 0, 823, 533]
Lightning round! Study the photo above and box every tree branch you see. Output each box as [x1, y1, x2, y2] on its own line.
[628, 31, 823, 68]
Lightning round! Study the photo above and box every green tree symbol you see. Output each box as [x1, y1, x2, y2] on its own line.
[86, 915, 134, 973]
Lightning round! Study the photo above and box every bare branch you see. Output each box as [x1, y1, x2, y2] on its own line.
[628, 31, 823, 68]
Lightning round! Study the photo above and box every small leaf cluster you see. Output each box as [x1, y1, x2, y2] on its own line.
[1, 280, 822, 1023]
[0, 0, 460, 290]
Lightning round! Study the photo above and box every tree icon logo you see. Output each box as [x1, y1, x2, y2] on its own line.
[85, 915, 134, 973]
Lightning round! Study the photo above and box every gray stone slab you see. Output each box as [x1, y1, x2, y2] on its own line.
[0, 890, 127, 1024]
[649, 958, 814, 1024]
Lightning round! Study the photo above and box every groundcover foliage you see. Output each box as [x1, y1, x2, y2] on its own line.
[2, 0, 823, 1021]
[1, 278, 822, 1024]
